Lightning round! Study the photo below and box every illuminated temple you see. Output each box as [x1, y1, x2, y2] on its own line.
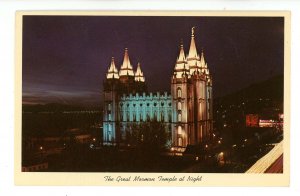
[103, 28, 213, 148]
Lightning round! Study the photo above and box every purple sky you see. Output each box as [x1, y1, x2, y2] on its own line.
[22, 16, 284, 106]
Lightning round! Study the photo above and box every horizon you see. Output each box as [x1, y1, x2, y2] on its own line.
[22, 73, 283, 108]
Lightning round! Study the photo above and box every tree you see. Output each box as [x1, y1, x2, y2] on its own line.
[128, 120, 171, 154]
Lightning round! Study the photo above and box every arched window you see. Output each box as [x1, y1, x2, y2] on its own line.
[178, 125, 182, 134]
[108, 103, 111, 111]
[199, 102, 202, 120]
[133, 113, 136, 122]
[161, 112, 164, 122]
[178, 113, 182, 122]
[177, 88, 182, 98]
[120, 112, 123, 121]
[178, 137, 182, 146]
[140, 113, 143, 122]
[178, 102, 182, 110]
[127, 112, 130, 122]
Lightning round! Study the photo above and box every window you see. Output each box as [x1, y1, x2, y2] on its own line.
[199, 102, 202, 120]
[133, 113, 136, 122]
[108, 114, 112, 121]
[120, 113, 123, 121]
[108, 103, 111, 111]
[161, 112, 164, 122]
[140, 113, 143, 122]
[178, 102, 182, 110]
[178, 125, 182, 134]
[127, 112, 130, 121]
[154, 111, 157, 120]
[168, 113, 172, 123]
[178, 137, 183, 146]
[178, 113, 182, 122]
[177, 88, 182, 98]
[108, 133, 112, 141]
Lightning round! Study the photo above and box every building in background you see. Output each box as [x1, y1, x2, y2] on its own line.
[103, 28, 213, 148]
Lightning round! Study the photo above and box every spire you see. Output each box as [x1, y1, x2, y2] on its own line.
[187, 27, 201, 75]
[200, 48, 206, 68]
[134, 62, 145, 82]
[177, 39, 186, 62]
[119, 48, 134, 76]
[174, 41, 189, 79]
[106, 57, 119, 79]
[187, 27, 198, 59]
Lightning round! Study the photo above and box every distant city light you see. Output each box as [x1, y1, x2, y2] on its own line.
[39, 146, 43, 150]
[232, 144, 236, 147]
[205, 144, 208, 148]
[218, 140, 221, 144]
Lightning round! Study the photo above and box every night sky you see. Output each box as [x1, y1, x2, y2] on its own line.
[22, 16, 284, 106]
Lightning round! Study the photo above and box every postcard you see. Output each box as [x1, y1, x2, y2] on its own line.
[15, 11, 290, 186]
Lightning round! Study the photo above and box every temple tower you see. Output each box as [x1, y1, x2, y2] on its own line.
[171, 41, 190, 147]
[103, 57, 120, 145]
[171, 27, 213, 147]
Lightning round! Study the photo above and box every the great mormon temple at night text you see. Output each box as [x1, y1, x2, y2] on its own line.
[103, 27, 213, 148]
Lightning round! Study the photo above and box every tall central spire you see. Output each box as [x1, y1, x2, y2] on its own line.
[187, 27, 198, 59]
[119, 48, 134, 76]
